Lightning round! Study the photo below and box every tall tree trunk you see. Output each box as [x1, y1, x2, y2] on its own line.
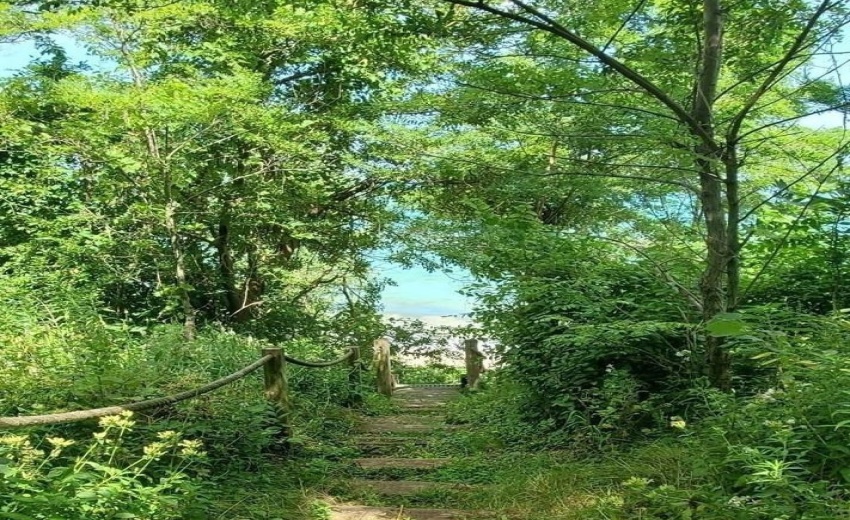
[236, 246, 265, 323]
[216, 203, 241, 319]
[694, 0, 729, 389]
[830, 211, 845, 312]
[725, 147, 741, 311]
[165, 200, 196, 340]
[122, 39, 195, 340]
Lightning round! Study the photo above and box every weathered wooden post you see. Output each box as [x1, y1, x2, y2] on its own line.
[262, 347, 292, 442]
[374, 338, 394, 397]
[346, 347, 363, 407]
[464, 339, 485, 391]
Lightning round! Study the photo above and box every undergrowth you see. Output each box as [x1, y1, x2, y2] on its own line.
[431, 323, 850, 518]
[0, 305, 373, 519]
[7, 297, 850, 519]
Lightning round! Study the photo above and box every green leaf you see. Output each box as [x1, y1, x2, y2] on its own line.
[0, 513, 38, 520]
[706, 317, 746, 337]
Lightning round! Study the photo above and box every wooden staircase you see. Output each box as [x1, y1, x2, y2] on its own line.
[328, 385, 490, 520]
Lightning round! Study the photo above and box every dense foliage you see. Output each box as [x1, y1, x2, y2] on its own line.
[3, 0, 850, 518]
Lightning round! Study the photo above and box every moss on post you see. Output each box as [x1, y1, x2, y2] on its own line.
[375, 338, 394, 397]
[262, 347, 292, 442]
[464, 339, 485, 391]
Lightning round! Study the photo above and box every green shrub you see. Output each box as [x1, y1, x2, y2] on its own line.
[606, 312, 850, 519]
[444, 375, 569, 449]
[0, 314, 367, 472]
[501, 320, 692, 437]
[0, 412, 204, 519]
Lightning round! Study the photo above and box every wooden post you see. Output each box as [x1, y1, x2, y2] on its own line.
[374, 338, 394, 397]
[262, 348, 292, 442]
[346, 347, 363, 407]
[464, 339, 485, 391]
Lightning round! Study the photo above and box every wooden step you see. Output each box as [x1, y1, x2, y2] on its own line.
[397, 406, 448, 415]
[350, 479, 464, 496]
[353, 435, 428, 455]
[354, 457, 452, 470]
[329, 505, 479, 520]
[394, 387, 459, 403]
[394, 386, 461, 395]
[354, 435, 429, 446]
[391, 399, 457, 404]
[356, 416, 453, 434]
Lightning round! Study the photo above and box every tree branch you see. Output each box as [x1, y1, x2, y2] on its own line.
[726, 0, 838, 143]
[289, 270, 341, 304]
[442, 0, 718, 149]
[725, 56, 850, 126]
[738, 100, 850, 139]
[602, 0, 648, 53]
[741, 159, 841, 300]
[308, 177, 388, 216]
[414, 150, 699, 192]
[456, 81, 678, 121]
[738, 143, 849, 223]
[595, 234, 704, 311]
[274, 68, 320, 86]
[538, 170, 698, 192]
[549, 153, 700, 175]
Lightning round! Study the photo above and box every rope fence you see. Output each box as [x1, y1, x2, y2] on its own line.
[0, 345, 364, 434]
[0, 339, 483, 435]
[0, 355, 274, 429]
[284, 349, 356, 368]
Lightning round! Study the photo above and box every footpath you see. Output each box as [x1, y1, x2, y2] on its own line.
[327, 386, 492, 520]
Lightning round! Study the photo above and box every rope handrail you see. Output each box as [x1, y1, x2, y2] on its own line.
[0, 354, 274, 430]
[0, 342, 380, 434]
[284, 348, 357, 368]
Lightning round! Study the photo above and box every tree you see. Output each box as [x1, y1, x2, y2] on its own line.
[397, 0, 850, 388]
[0, 0, 448, 341]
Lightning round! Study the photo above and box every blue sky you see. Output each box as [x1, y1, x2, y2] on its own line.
[1, 35, 85, 74]
[372, 260, 475, 321]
